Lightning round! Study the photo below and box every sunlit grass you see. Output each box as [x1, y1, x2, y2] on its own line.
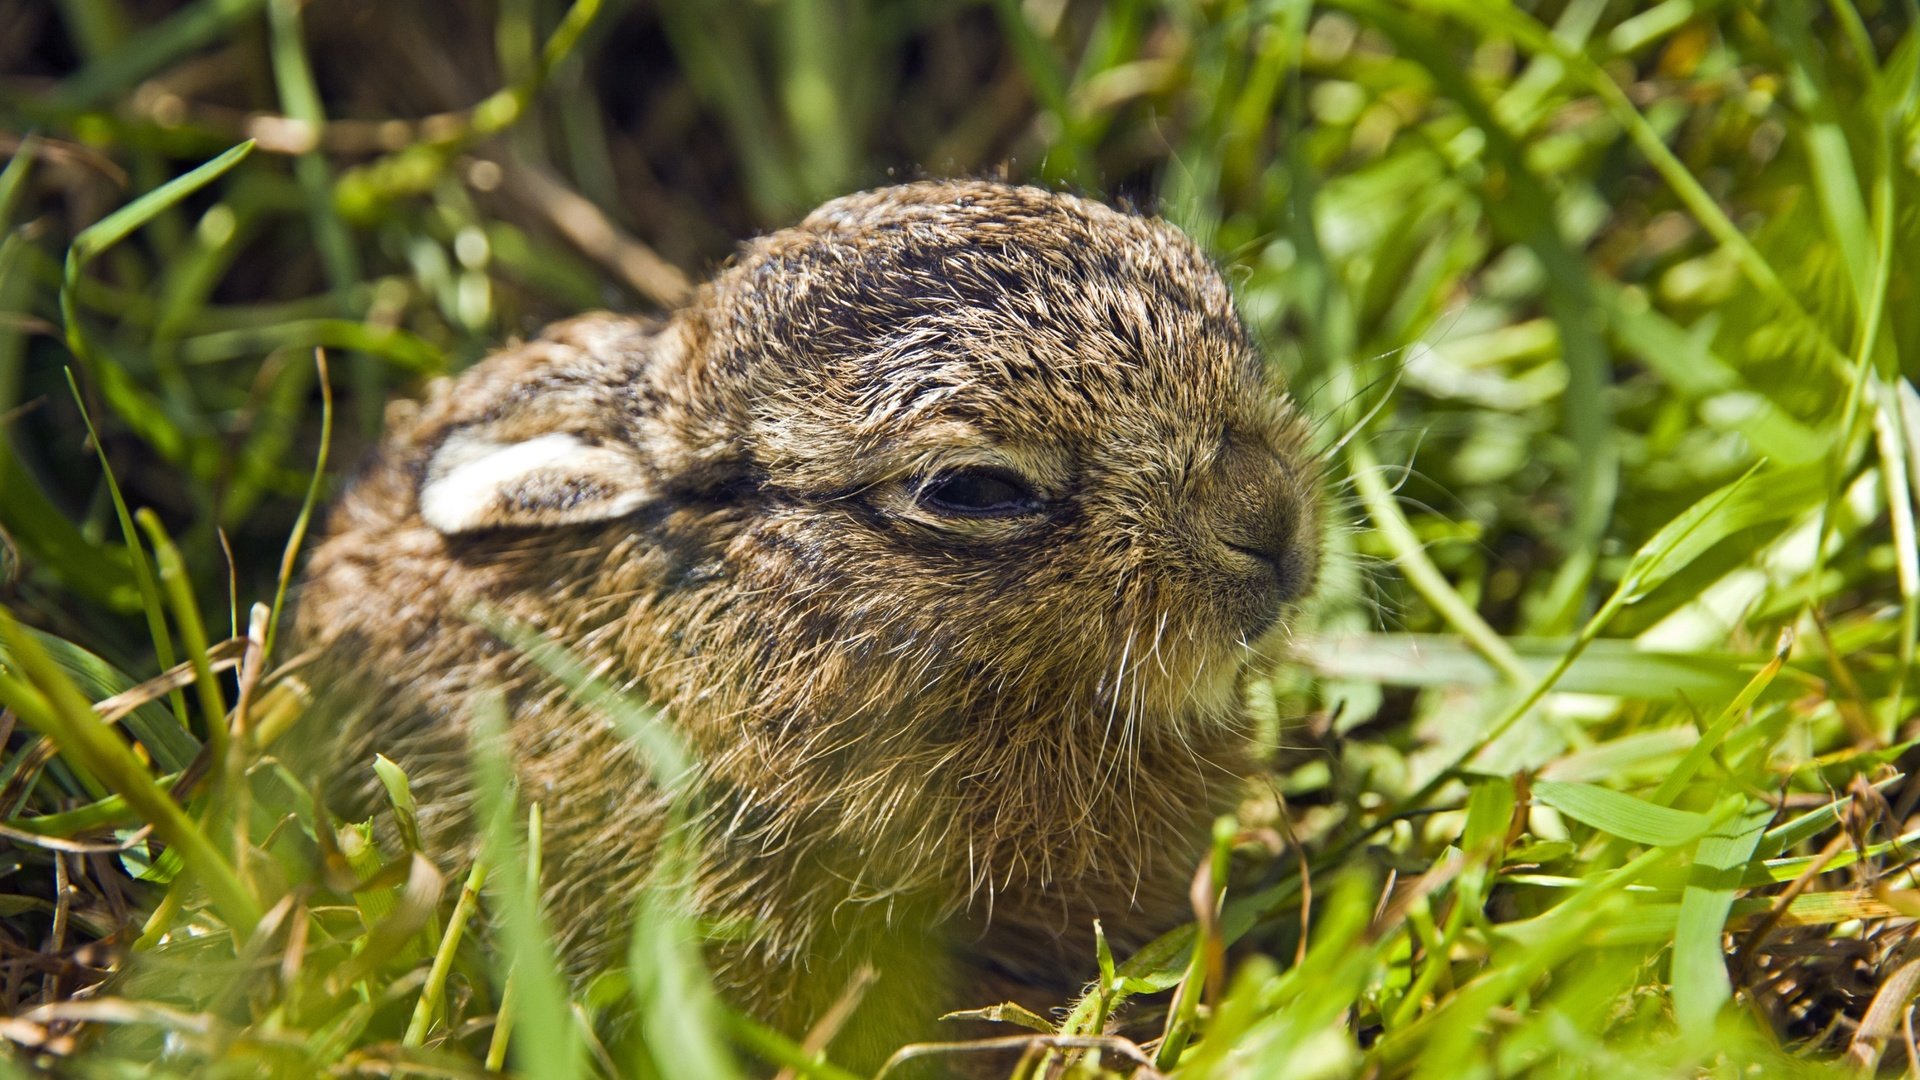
[1, 1, 1917, 1077]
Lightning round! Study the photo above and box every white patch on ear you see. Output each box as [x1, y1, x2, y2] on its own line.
[420, 432, 653, 535]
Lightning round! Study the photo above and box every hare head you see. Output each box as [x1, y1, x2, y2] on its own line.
[403, 182, 1319, 740]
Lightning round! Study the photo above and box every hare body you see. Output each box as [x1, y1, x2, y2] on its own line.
[297, 182, 1319, 1062]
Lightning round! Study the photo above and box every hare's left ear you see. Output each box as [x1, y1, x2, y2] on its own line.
[419, 430, 654, 535]
[407, 315, 675, 535]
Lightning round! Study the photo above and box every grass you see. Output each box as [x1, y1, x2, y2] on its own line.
[1, 0, 1918, 1075]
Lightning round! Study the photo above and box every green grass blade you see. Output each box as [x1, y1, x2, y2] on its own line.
[65, 142, 255, 270]
[0, 136, 37, 232]
[49, 0, 270, 110]
[471, 692, 584, 1080]
[1530, 780, 1716, 846]
[1647, 635, 1792, 807]
[263, 350, 331, 664]
[64, 370, 190, 723]
[132, 510, 227, 757]
[60, 142, 254, 467]
[1348, 440, 1527, 682]
[1670, 800, 1773, 1032]
[404, 855, 487, 1046]
[1617, 464, 1766, 604]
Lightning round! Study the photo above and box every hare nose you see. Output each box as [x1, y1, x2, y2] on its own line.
[1213, 444, 1311, 605]
[1221, 520, 1307, 604]
[1225, 535, 1294, 580]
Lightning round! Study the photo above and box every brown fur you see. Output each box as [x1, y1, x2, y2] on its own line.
[295, 181, 1321, 1065]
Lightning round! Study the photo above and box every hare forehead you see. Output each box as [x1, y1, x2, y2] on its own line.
[768, 280, 1256, 411]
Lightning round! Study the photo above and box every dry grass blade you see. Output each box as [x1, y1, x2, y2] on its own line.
[91, 639, 248, 725]
[874, 1034, 1165, 1079]
[23, 996, 217, 1035]
[493, 154, 695, 307]
[0, 821, 149, 853]
[1851, 939, 1920, 1073]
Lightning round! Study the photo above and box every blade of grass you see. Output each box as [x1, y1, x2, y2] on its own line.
[132, 511, 228, 759]
[1647, 631, 1793, 807]
[1876, 380, 1920, 733]
[653, 0, 802, 219]
[472, 692, 584, 1080]
[1347, 463, 1775, 874]
[0, 136, 36, 233]
[61, 141, 254, 466]
[63, 140, 255, 277]
[265, 0, 373, 436]
[1300, 633, 1803, 703]
[48, 0, 271, 110]
[1530, 781, 1717, 846]
[178, 318, 440, 372]
[405, 855, 488, 1046]
[1671, 800, 1774, 1032]
[477, 612, 739, 1077]
[65, 370, 188, 729]
[262, 349, 330, 664]
[0, 621, 198, 772]
[1348, 439, 1528, 682]
[331, 0, 604, 218]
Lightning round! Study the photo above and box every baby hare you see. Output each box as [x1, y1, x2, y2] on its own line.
[297, 180, 1320, 1065]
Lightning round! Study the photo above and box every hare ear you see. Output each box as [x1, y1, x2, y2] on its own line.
[419, 431, 654, 535]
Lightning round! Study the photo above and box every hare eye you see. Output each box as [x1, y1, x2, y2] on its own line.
[916, 467, 1039, 518]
